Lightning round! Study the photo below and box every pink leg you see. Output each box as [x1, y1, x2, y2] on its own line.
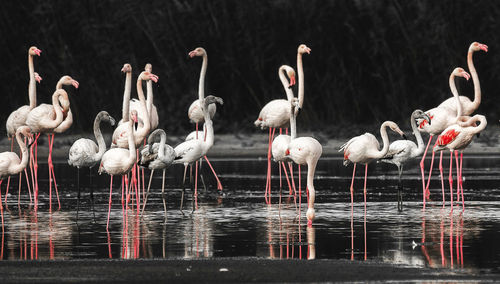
[50, 134, 61, 210]
[121, 176, 125, 206]
[298, 165, 302, 203]
[48, 135, 53, 211]
[460, 152, 464, 211]
[288, 163, 297, 198]
[4, 139, 14, 204]
[195, 160, 198, 210]
[265, 128, 272, 203]
[438, 152, 444, 208]
[420, 135, 433, 209]
[106, 176, 113, 230]
[350, 163, 356, 261]
[281, 162, 293, 197]
[454, 151, 460, 206]
[449, 151, 454, 211]
[363, 164, 368, 261]
[203, 156, 223, 190]
[0, 180, 4, 229]
[25, 169, 32, 206]
[195, 123, 199, 139]
[425, 141, 440, 200]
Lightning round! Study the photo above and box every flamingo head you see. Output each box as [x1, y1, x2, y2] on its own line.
[306, 208, 315, 226]
[298, 44, 311, 55]
[130, 110, 138, 123]
[121, 63, 132, 73]
[29, 46, 42, 56]
[413, 109, 431, 126]
[469, 42, 488, 53]
[283, 65, 296, 87]
[189, 47, 206, 58]
[33, 72, 42, 83]
[386, 121, 407, 139]
[144, 63, 152, 72]
[59, 75, 80, 89]
[453, 67, 470, 81]
[139, 71, 159, 83]
[100, 111, 116, 127]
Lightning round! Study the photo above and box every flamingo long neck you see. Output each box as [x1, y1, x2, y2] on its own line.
[10, 131, 29, 174]
[467, 49, 481, 111]
[28, 53, 36, 109]
[46, 92, 65, 129]
[135, 77, 151, 141]
[146, 78, 153, 118]
[122, 71, 132, 122]
[127, 120, 137, 164]
[93, 114, 107, 162]
[202, 106, 214, 150]
[297, 52, 305, 109]
[411, 113, 425, 156]
[198, 53, 208, 102]
[157, 131, 167, 161]
[471, 115, 487, 134]
[55, 79, 65, 90]
[279, 67, 297, 139]
[306, 159, 317, 212]
[375, 122, 391, 158]
[449, 73, 463, 119]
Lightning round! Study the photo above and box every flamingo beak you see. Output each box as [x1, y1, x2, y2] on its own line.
[188, 50, 197, 58]
[34, 49, 42, 56]
[306, 47, 311, 54]
[480, 44, 488, 52]
[35, 75, 42, 83]
[149, 74, 159, 83]
[121, 67, 127, 73]
[463, 72, 471, 81]
[289, 76, 296, 88]
[72, 80, 80, 89]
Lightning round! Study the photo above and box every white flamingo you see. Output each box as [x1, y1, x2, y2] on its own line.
[379, 110, 431, 210]
[68, 111, 116, 220]
[255, 44, 310, 201]
[438, 42, 487, 115]
[99, 111, 138, 230]
[173, 96, 223, 212]
[433, 114, 487, 211]
[139, 129, 175, 220]
[130, 63, 159, 130]
[418, 68, 469, 208]
[0, 126, 33, 226]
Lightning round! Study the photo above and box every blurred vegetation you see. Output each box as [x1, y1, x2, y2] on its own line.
[1, 0, 499, 137]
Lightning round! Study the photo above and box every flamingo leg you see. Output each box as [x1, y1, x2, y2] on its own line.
[89, 168, 96, 221]
[265, 128, 272, 203]
[460, 152, 464, 211]
[0, 180, 4, 229]
[350, 163, 356, 260]
[454, 151, 462, 210]
[141, 169, 154, 216]
[397, 165, 403, 212]
[161, 169, 167, 223]
[436, 151, 444, 208]
[180, 164, 188, 213]
[106, 175, 114, 231]
[363, 164, 368, 261]
[193, 160, 198, 212]
[4, 140, 14, 204]
[288, 162, 298, 212]
[449, 151, 454, 211]
[48, 135, 53, 211]
[50, 134, 61, 210]
[425, 143, 439, 200]
[76, 168, 80, 222]
[203, 156, 222, 190]
[420, 135, 433, 209]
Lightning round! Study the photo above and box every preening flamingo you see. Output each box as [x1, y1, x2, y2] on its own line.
[68, 111, 116, 220]
[25, 89, 69, 211]
[0, 126, 33, 226]
[99, 111, 138, 230]
[438, 42, 487, 115]
[6, 46, 42, 138]
[418, 67, 469, 208]
[139, 129, 175, 220]
[433, 114, 487, 211]
[130, 63, 159, 130]
[379, 110, 431, 211]
[173, 96, 223, 212]
[255, 44, 310, 202]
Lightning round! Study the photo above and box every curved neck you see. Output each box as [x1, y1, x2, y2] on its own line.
[410, 113, 425, 156]
[136, 77, 151, 135]
[55, 79, 64, 90]
[375, 122, 391, 158]
[472, 116, 487, 134]
[46, 93, 65, 129]
[306, 159, 317, 210]
[28, 54, 36, 109]
[297, 52, 305, 108]
[449, 73, 463, 119]
[279, 68, 295, 102]
[127, 120, 137, 162]
[11, 132, 29, 173]
[122, 72, 132, 122]
[93, 114, 107, 162]
[198, 53, 208, 102]
[467, 50, 481, 111]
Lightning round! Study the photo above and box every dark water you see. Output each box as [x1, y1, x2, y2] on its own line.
[1, 155, 500, 273]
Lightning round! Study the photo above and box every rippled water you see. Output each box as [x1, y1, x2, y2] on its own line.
[1, 154, 500, 273]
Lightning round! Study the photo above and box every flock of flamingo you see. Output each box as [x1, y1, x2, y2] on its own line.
[0, 42, 489, 232]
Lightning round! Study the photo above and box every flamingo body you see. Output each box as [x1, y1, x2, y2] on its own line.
[254, 99, 290, 129]
[188, 99, 216, 124]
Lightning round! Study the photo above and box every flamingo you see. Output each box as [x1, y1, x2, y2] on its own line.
[255, 44, 310, 202]
[379, 110, 431, 211]
[25, 89, 69, 211]
[438, 42, 487, 115]
[99, 111, 139, 230]
[0, 126, 33, 226]
[117, 63, 133, 125]
[130, 63, 159, 130]
[173, 95, 223, 212]
[433, 114, 487, 211]
[418, 68, 470, 208]
[68, 111, 116, 220]
[139, 129, 175, 220]
[271, 65, 297, 201]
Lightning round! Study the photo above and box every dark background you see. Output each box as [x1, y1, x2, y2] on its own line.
[1, 0, 498, 136]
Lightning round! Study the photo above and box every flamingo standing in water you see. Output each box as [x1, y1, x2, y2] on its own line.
[379, 110, 431, 211]
[255, 44, 310, 202]
[0, 127, 33, 224]
[99, 111, 138, 230]
[139, 129, 175, 220]
[418, 68, 469, 208]
[68, 111, 116, 220]
[25, 89, 69, 211]
[173, 96, 223, 212]
[433, 114, 487, 211]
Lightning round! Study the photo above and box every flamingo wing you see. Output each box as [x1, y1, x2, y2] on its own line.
[437, 128, 460, 146]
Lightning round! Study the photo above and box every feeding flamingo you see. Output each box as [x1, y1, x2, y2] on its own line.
[25, 89, 69, 211]
[433, 114, 487, 211]
[173, 96, 223, 212]
[139, 129, 175, 220]
[99, 111, 139, 230]
[379, 110, 431, 211]
[418, 68, 469, 208]
[68, 111, 116, 220]
[255, 44, 310, 202]
[0, 126, 33, 226]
